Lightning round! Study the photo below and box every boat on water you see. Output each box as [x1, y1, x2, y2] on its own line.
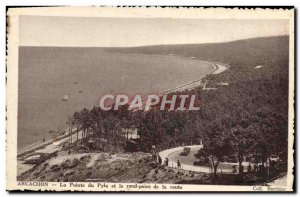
[62, 94, 69, 101]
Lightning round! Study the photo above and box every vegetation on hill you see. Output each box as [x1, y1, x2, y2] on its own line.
[66, 36, 290, 176]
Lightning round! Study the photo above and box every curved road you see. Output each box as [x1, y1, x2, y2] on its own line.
[160, 146, 251, 174]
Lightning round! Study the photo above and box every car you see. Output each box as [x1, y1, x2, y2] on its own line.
[193, 156, 209, 166]
[179, 147, 191, 156]
[179, 152, 188, 156]
[194, 160, 203, 166]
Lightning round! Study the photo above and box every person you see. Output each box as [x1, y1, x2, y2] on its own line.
[158, 155, 162, 165]
[240, 165, 244, 174]
[232, 165, 237, 174]
[166, 158, 169, 166]
[151, 151, 156, 159]
[247, 163, 252, 173]
[254, 164, 258, 172]
[177, 160, 181, 169]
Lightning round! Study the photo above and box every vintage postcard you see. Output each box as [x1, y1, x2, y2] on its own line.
[6, 7, 294, 192]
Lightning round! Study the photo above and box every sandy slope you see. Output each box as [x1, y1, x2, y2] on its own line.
[18, 152, 208, 183]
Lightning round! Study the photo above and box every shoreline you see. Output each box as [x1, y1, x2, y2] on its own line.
[17, 55, 228, 158]
[17, 128, 78, 157]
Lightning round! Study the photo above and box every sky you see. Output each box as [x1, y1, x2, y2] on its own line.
[19, 16, 289, 47]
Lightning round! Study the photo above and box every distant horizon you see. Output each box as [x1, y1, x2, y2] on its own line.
[19, 16, 289, 47]
[19, 35, 289, 48]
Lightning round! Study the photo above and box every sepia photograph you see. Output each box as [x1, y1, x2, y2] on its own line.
[6, 7, 294, 192]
